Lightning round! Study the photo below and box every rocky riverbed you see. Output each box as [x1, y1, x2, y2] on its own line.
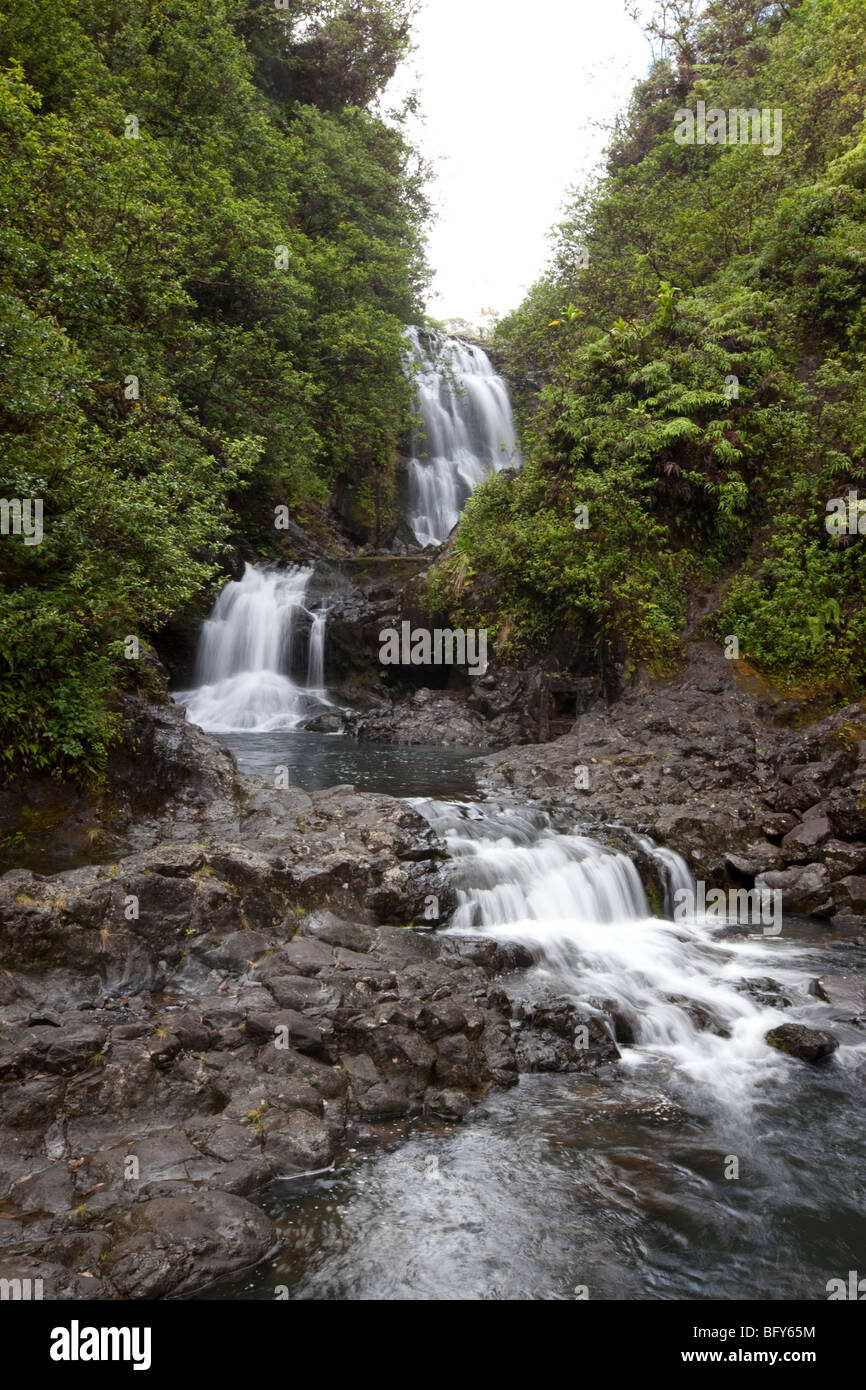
[0, 704, 625, 1300]
[2, 633, 865, 1300]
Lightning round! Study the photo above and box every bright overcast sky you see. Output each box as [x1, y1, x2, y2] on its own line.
[389, 0, 652, 327]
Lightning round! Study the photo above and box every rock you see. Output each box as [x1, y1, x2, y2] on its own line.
[735, 977, 791, 1009]
[302, 910, 373, 953]
[780, 816, 833, 864]
[774, 783, 821, 815]
[192, 930, 271, 970]
[826, 786, 866, 840]
[416, 1000, 476, 1040]
[261, 973, 340, 1012]
[244, 1010, 334, 1058]
[19, 1023, 107, 1076]
[27, 1009, 62, 1027]
[666, 995, 730, 1036]
[171, 1015, 219, 1053]
[808, 975, 866, 1023]
[823, 839, 866, 878]
[726, 842, 783, 876]
[0, 1260, 105, 1301]
[304, 714, 342, 733]
[760, 813, 798, 841]
[344, 686, 489, 748]
[424, 1088, 472, 1119]
[104, 1192, 276, 1298]
[755, 864, 832, 916]
[831, 876, 866, 915]
[765, 1023, 840, 1064]
[444, 937, 535, 973]
[260, 1109, 333, 1174]
[280, 937, 337, 976]
[149, 1035, 181, 1069]
[515, 1001, 620, 1072]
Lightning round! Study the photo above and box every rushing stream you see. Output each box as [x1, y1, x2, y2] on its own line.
[199, 789, 865, 1301]
[174, 334, 865, 1302]
[178, 643, 866, 1300]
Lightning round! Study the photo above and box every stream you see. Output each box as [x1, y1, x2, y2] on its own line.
[173, 335, 865, 1301]
[196, 780, 864, 1301]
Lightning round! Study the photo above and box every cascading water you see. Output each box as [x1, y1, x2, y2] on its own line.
[176, 563, 333, 733]
[414, 800, 864, 1115]
[404, 326, 520, 546]
[222, 795, 865, 1301]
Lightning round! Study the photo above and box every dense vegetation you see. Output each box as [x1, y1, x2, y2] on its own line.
[438, 0, 866, 694]
[0, 0, 427, 779]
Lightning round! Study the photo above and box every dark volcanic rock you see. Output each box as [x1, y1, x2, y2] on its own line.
[104, 1192, 276, 1298]
[755, 864, 833, 916]
[514, 1000, 620, 1073]
[780, 816, 833, 864]
[765, 1023, 840, 1064]
[0, 717, 557, 1298]
[476, 642, 866, 920]
[808, 974, 866, 1024]
[735, 977, 792, 1009]
[2, 628, 864, 1296]
[832, 876, 866, 913]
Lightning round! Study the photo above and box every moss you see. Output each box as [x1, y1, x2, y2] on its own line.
[827, 718, 866, 753]
[642, 874, 664, 919]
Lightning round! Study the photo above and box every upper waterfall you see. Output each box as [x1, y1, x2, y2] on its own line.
[176, 563, 332, 733]
[404, 326, 520, 547]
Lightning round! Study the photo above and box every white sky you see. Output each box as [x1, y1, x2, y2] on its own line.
[389, 0, 652, 328]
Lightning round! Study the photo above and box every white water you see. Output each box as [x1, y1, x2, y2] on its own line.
[176, 564, 333, 733]
[405, 327, 520, 547]
[415, 801, 860, 1118]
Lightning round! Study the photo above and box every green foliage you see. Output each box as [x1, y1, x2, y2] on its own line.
[0, 0, 427, 779]
[454, 0, 866, 691]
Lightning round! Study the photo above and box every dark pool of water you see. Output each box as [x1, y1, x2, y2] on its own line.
[197, 880, 865, 1302]
[217, 731, 479, 800]
[200, 1057, 865, 1302]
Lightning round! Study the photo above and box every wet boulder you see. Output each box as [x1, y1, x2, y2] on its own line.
[808, 975, 866, 1025]
[735, 977, 791, 1009]
[104, 1191, 276, 1299]
[515, 1001, 620, 1073]
[260, 1108, 333, 1175]
[831, 876, 866, 916]
[765, 1023, 839, 1064]
[779, 816, 833, 865]
[755, 864, 833, 917]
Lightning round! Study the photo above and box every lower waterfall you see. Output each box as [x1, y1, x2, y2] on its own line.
[176, 563, 332, 733]
[413, 800, 846, 1115]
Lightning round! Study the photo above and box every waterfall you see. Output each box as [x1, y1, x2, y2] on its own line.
[414, 800, 828, 1113]
[404, 326, 520, 547]
[176, 563, 332, 733]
